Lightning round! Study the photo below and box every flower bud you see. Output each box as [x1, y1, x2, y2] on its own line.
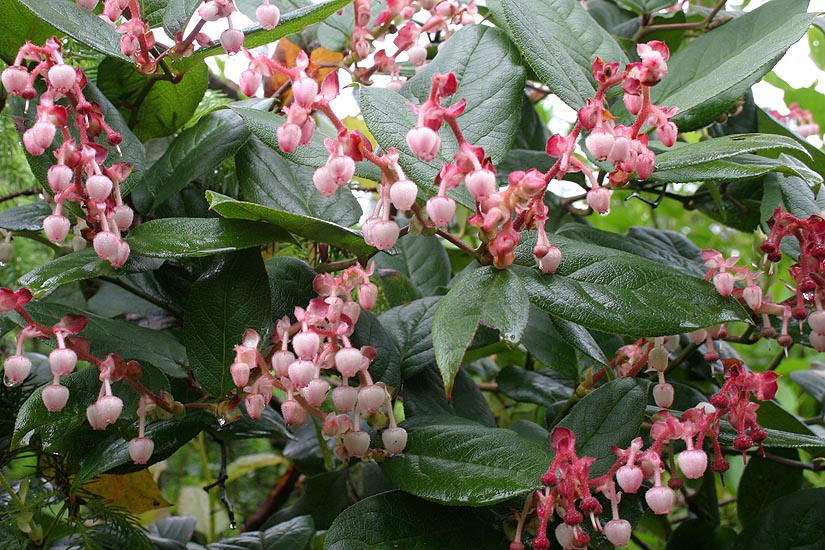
[357, 283, 377, 311]
[332, 385, 359, 412]
[1, 66, 29, 95]
[371, 220, 400, 251]
[288, 359, 316, 388]
[198, 1, 221, 21]
[406, 126, 441, 162]
[656, 121, 678, 147]
[128, 437, 154, 464]
[48, 164, 74, 193]
[43, 215, 71, 244]
[313, 166, 338, 197]
[426, 195, 456, 227]
[537, 246, 562, 274]
[246, 393, 266, 419]
[616, 464, 644, 493]
[322, 412, 352, 437]
[645, 485, 674, 515]
[301, 378, 330, 406]
[335, 347, 363, 378]
[256, 2, 280, 29]
[648, 346, 669, 373]
[407, 45, 427, 66]
[587, 186, 611, 214]
[94, 231, 120, 261]
[86, 174, 113, 202]
[604, 519, 632, 547]
[390, 179, 418, 211]
[677, 448, 708, 479]
[42, 384, 70, 412]
[271, 349, 295, 378]
[47, 64, 76, 94]
[585, 129, 615, 161]
[608, 135, 630, 164]
[97, 395, 123, 425]
[113, 205, 134, 231]
[713, 272, 735, 296]
[464, 169, 496, 201]
[292, 77, 319, 109]
[358, 384, 387, 413]
[343, 430, 370, 457]
[382, 427, 407, 454]
[220, 28, 245, 55]
[49, 347, 77, 377]
[121, 33, 139, 57]
[653, 382, 674, 408]
[277, 122, 302, 152]
[240, 69, 262, 97]
[810, 331, 825, 352]
[230, 361, 250, 388]
[292, 331, 320, 360]
[0, 242, 14, 263]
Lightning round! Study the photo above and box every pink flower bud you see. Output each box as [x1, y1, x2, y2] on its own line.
[86, 174, 113, 202]
[256, 2, 280, 29]
[301, 378, 330, 406]
[647, 346, 669, 373]
[604, 519, 632, 547]
[465, 169, 496, 201]
[77, 0, 98, 8]
[113, 205, 134, 231]
[408, 46, 427, 66]
[112, 240, 130, 269]
[240, 69, 262, 97]
[292, 331, 320, 360]
[358, 283, 377, 310]
[230, 361, 250, 388]
[220, 28, 244, 55]
[128, 437, 154, 464]
[358, 384, 386, 413]
[277, 122, 302, 152]
[47, 64, 76, 94]
[343, 430, 370, 457]
[328, 155, 355, 187]
[371, 220, 400, 250]
[23, 130, 46, 156]
[97, 394, 123, 425]
[86, 403, 107, 430]
[271, 349, 295, 378]
[48, 164, 74, 193]
[585, 129, 615, 161]
[246, 393, 266, 419]
[587, 186, 611, 214]
[426, 195, 455, 227]
[332, 385, 359, 412]
[288, 359, 316, 388]
[281, 398, 307, 425]
[537, 245, 562, 274]
[656, 121, 678, 147]
[292, 77, 319, 109]
[313, 166, 339, 197]
[645, 485, 674, 515]
[42, 384, 70, 412]
[2, 66, 29, 95]
[299, 117, 316, 145]
[390, 179, 418, 211]
[635, 149, 655, 180]
[608, 135, 630, 164]
[198, 2, 221, 21]
[94, 231, 120, 261]
[743, 285, 763, 312]
[712, 272, 735, 297]
[354, 39, 370, 60]
[653, 382, 674, 409]
[810, 331, 825, 352]
[121, 33, 139, 56]
[27, 121, 56, 151]
[678, 448, 708, 479]
[335, 347, 364, 378]
[43, 215, 71, 244]
[49, 348, 77, 377]
[382, 427, 407, 454]
[0, 242, 14, 263]
[808, 310, 825, 333]
[3, 355, 31, 385]
[616, 464, 644, 493]
[406, 126, 441, 162]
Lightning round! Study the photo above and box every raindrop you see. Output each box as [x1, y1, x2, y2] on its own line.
[4, 375, 19, 388]
[217, 417, 227, 427]
[229, 521, 237, 530]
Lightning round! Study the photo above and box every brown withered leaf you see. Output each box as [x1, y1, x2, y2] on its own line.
[263, 38, 344, 103]
[82, 470, 171, 514]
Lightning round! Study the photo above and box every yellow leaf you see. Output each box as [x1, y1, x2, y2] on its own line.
[82, 470, 171, 514]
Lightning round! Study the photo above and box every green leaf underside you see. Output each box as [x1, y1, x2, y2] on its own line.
[378, 296, 440, 380]
[652, 0, 816, 131]
[653, 134, 810, 172]
[380, 416, 549, 505]
[432, 267, 528, 393]
[500, 0, 628, 110]
[733, 488, 825, 550]
[512, 234, 748, 336]
[325, 491, 507, 549]
[207, 191, 375, 257]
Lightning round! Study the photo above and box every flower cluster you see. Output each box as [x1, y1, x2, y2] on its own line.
[230, 263, 407, 460]
[2, 38, 134, 268]
[769, 101, 820, 138]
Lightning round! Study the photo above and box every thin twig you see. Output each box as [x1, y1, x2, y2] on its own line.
[0, 188, 39, 203]
[632, 0, 728, 41]
[204, 435, 237, 530]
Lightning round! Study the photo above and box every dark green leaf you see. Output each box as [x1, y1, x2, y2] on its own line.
[513, 94, 550, 151]
[178, 0, 353, 69]
[616, 0, 676, 15]
[497, 365, 573, 406]
[512, 234, 748, 336]
[380, 416, 549, 505]
[265, 257, 317, 320]
[350, 309, 401, 388]
[183, 249, 272, 397]
[651, 0, 817, 131]
[97, 58, 209, 142]
[403, 366, 496, 427]
[737, 449, 803, 527]
[376, 269, 422, 308]
[19, 249, 163, 297]
[667, 520, 737, 550]
[325, 491, 508, 550]
[500, 0, 628, 110]
[18, 0, 130, 61]
[654, 134, 810, 172]
[379, 296, 439, 380]
[0, 0, 55, 64]
[790, 369, 825, 403]
[433, 267, 528, 392]
[132, 109, 251, 214]
[128, 218, 294, 258]
[559, 378, 650, 476]
[236, 136, 360, 227]
[373, 235, 450, 297]
[653, 154, 822, 186]
[0, 201, 52, 231]
[733, 488, 825, 550]
[519, 307, 579, 380]
[162, 0, 201, 37]
[760, 172, 823, 225]
[207, 515, 314, 550]
[207, 191, 375, 257]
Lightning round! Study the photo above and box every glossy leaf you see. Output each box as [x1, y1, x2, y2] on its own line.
[18, 0, 129, 61]
[207, 191, 375, 257]
[266, 257, 317, 320]
[162, 0, 201, 37]
[350, 309, 401, 388]
[97, 58, 209, 142]
[207, 515, 314, 550]
[652, 0, 817, 131]
[733, 488, 825, 550]
[403, 366, 496, 427]
[558, 378, 650, 476]
[737, 450, 804, 527]
[432, 267, 529, 392]
[236, 136, 361, 227]
[761, 172, 824, 225]
[380, 416, 549, 505]
[0, 201, 52, 231]
[378, 296, 440, 380]
[373, 235, 451, 297]
[519, 307, 579, 380]
[131, 108, 251, 214]
[653, 134, 809, 172]
[0, 0, 55, 64]
[183, 249, 272, 397]
[500, 0, 628, 110]
[19, 249, 163, 297]
[497, 365, 573, 406]
[512, 234, 748, 336]
[178, 0, 352, 68]
[790, 369, 825, 403]
[128, 218, 294, 258]
[325, 491, 508, 550]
